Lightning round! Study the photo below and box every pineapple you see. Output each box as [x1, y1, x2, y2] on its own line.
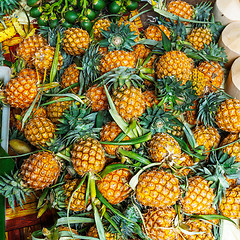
[118, 20, 140, 42]
[136, 169, 180, 208]
[62, 28, 90, 56]
[17, 34, 47, 67]
[5, 68, 42, 109]
[192, 125, 220, 157]
[61, 63, 80, 94]
[97, 165, 132, 204]
[144, 24, 171, 41]
[85, 84, 108, 112]
[178, 152, 194, 176]
[64, 179, 89, 212]
[87, 225, 119, 240]
[215, 99, 240, 133]
[197, 61, 224, 93]
[147, 132, 182, 165]
[93, 18, 111, 41]
[18, 68, 43, 83]
[24, 116, 56, 148]
[220, 133, 240, 162]
[167, 0, 193, 25]
[219, 185, 240, 219]
[156, 51, 194, 84]
[184, 100, 199, 125]
[21, 151, 61, 189]
[71, 137, 106, 176]
[181, 176, 215, 214]
[144, 207, 177, 240]
[100, 121, 131, 157]
[143, 90, 159, 108]
[133, 44, 151, 61]
[186, 27, 212, 50]
[46, 97, 73, 123]
[190, 68, 208, 96]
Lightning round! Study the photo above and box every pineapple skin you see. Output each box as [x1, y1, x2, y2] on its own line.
[97, 167, 132, 205]
[87, 226, 119, 240]
[219, 185, 240, 219]
[24, 116, 56, 148]
[156, 51, 194, 84]
[216, 99, 240, 133]
[181, 176, 215, 215]
[71, 137, 106, 175]
[144, 25, 171, 41]
[93, 18, 111, 41]
[21, 152, 61, 190]
[100, 121, 131, 156]
[63, 28, 90, 56]
[136, 169, 180, 208]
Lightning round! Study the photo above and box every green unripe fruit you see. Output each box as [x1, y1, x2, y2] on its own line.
[65, 10, 78, 24]
[30, 7, 42, 18]
[86, 9, 96, 21]
[108, 1, 121, 14]
[27, 0, 40, 7]
[126, 0, 138, 11]
[93, 0, 106, 11]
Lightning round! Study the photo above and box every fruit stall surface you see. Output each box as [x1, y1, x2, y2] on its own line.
[1, 0, 240, 240]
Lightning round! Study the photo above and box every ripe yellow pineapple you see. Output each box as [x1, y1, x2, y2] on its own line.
[5, 69, 41, 109]
[46, 96, 73, 123]
[181, 176, 215, 214]
[133, 44, 151, 61]
[220, 133, 240, 162]
[34, 45, 63, 74]
[215, 99, 240, 133]
[17, 34, 47, 66]
[192, 125, 220, 157]
[70, 137, 106, 176]
[85, 84, 108, 112]
[144, 207, 177, 240]
[97, 166, 132, 205]
[61, 63, 80, 94]
[156, 50, 194, 84]
[144, 24, 171, 41]
[167, 0, 193, 25]
[64, 179, 89, 212]
[17, 68, 43, 83]
[136, 169, 180, 208]
[147, 132, 182, 164]
[100, 121, 131, 156]
[178, 152, 194, 176]
[143, 90, 159, 108]
[197, 61, 224, 93]
[21, 151, 61, 189]
[190, 68, 208, 96]
[112, 85, 146, 122]
[100, 50, 137, 74]
[62, 28, 90, 56]
[186, 27, 212, 50]
[24, 116, 56, 148]
[87, 225, 119, 240]
[219, 185, 240, 219]
[93, 18, 111, 41]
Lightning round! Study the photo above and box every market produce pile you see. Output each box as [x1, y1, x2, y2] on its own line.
[0, 0, 240, 239]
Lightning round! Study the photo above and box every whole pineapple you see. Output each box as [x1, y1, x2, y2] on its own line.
[24, 116, 56, 148]
[144, 207, 177, 240]
[219, 185, 240, 219]
[147, 132, 182, 165]
[136, 169, 180, 208]
[71, 137, 106, 176]
[215, 99, 240, 133]
[156, 51, 194, 84]
[21, 151, 61, 190]
[85, 84, 108, 112]
[17, 34, 47, 67]
[64, 179, 89, 212]
[220, 133, 240, 162]
[62, 28, 90, 56]
[34, 45, 63, 74]
[97, 166, 132, 205]
[61, 63, 80, 93]
[100, 121, 131, 157]
[144, 24, 171, 41]
[181, 176, 215, 215]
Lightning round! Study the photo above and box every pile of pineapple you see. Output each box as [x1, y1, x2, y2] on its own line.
[0, 0, 240, 239]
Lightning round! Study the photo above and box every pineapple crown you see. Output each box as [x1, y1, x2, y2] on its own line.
[197, 150, 240, 206]
[56, 102, 99, 146]
[139, 105, 184, 136]
[97, 66, 144, 90]
[193, 2, 212, 27]
[0, 171, 32, 210]
[156, 76, 198, 113]
[197, 91, 230, 127]
[99, 22, 137, 51]
[0, 0, 19, 14]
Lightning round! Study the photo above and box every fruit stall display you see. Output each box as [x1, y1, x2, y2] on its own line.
[0, 0, 240, 240]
